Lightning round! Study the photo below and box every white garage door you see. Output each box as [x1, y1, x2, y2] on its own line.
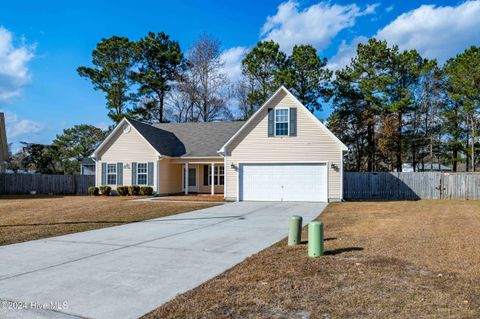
[239, 163, 328, 202]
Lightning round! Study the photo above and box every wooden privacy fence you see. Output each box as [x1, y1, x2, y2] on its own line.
[344, 172, 480, 200]
[0, 174, 95, 195]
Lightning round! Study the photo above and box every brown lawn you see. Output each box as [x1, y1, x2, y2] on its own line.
[144, 200, 480, 319]
[0, 195, 217, 246]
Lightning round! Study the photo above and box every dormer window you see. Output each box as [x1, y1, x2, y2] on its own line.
[275, 108, 289, 136]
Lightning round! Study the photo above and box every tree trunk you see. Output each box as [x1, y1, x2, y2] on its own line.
[367, 122, 374, 172]
[396, 112, 403, 172]
[159, 92, 164, 123]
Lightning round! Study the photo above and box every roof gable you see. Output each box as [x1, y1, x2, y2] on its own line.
[219, 86, 348, 153]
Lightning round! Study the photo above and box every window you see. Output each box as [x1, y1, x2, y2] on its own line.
[137, 163, 148, 185]
[208, 165, 224, 185]
[107, 164, 117, 185]
[275, 108, 289, 136]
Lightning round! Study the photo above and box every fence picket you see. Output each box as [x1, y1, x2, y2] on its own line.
[0, 174, 95, 195]
[344, 172, 480, 200]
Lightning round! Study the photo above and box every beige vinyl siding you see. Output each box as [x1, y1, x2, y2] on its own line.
[96, 127, 159, 190]
[158, 159, 183, 194]
[225, 90, 343, 201]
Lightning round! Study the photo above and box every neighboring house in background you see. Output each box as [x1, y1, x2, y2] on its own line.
[81, 158, 96, 175]
[0, 113, 8, 173]
[5, 169, 37, 174]
[401, 163, 452, 172]
[91, 87, 347, 202]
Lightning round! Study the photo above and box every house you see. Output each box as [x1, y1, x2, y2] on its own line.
[401, 162, 452, 172]
[81, 157, 96, 175]
[0, 113, 8, 173]
[91, 87, 347, 202]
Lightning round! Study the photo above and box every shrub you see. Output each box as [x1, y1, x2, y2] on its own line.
[117, 186, 128, 196]
[128, 185, 140, 196]
[88, 186, 99, 196]
[99, 185, 112, 196]
[140, 186, 153, 196]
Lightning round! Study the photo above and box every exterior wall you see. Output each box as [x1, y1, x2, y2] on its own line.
[162, 160, 225, 195]
[158, 159, 183, 195]
[225, 90, 343, 201]
[95, 127, 159, 192]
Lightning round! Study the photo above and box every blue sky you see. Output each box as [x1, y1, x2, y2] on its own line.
[0, 0, 479, 150]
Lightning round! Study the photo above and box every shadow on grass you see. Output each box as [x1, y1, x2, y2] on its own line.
[0, 195, 66, 200]
[300, 237, 337, 245]
[324, 247, 364, 255]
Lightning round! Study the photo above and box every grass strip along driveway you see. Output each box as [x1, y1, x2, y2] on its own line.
[144, 200, 480, 319]
[0, 195, 217, 246]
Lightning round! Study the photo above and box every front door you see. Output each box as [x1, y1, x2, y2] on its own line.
[187, 167, 198, 193]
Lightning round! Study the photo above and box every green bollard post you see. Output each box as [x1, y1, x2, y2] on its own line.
[308, 221, 324, 257]
[288, 215, 303, 246]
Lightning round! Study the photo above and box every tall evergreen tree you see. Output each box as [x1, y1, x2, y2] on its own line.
[241, 41, 287, 113]
[77, 36, 135, 123]
[285, 44, 332, 112]
[131, 32, 184, 123]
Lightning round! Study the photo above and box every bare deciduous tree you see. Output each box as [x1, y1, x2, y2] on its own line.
[187, 35, 231, 122]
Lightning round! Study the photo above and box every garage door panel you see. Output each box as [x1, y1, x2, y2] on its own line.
[239, 163, 327, 202]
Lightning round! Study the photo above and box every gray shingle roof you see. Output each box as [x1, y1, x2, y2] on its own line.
[81, 157, 95, 165]
[129, 119, 244, 157]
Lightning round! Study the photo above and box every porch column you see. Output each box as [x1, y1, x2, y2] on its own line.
[211, 163, 215, 195]
[185, 162, 189, 195]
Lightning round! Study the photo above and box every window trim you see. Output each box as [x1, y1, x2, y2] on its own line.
[274, 107, 289, 137]
[106, 163, 117, 185]
[207, 165, 224, 186]
[136, 162, 148, 185]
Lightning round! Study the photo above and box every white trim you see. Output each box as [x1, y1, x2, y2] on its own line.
[211, 163, 215, 195]
[339, 149, 344, 201]
[224, 155, 227, 199]
[218, 86, 348, 153]
[136, 162, 148, 185]
[106, 163, 117, 185]
[274, 107, 289, 137]
[236, 161, 329, 202]
[92, 118, 161, 158]
[156, 160, 161, 194]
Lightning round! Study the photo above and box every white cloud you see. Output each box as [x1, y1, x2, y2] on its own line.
[385, 5, 394, 13]
[364, 3, 380, 15]
[2, 111, 44, 138]
[328, 36, 368, 71]
[376, 2, 480, 63]
[328, 1, 480, 71]
[220, 46, 248, 83]
[0, 27, 35, 101]
[261, 1, 376, 53]
[95, 121, 110, 131]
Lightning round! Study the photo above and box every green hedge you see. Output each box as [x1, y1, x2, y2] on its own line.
[99, 185, 112, 196]
[117, 186, 129, 196]
[88, 186, 99, 196]
[140, 186, 153, 196]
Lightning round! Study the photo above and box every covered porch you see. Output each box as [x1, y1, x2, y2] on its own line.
[170, 158, 225, 196]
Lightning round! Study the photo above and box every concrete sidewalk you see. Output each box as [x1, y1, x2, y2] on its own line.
[0, 201, 327, 319]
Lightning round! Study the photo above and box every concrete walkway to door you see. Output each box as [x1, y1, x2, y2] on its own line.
[0, 201, 327, 319]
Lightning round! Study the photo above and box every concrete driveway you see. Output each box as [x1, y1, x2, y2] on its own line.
[0, 201, 327, 319]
